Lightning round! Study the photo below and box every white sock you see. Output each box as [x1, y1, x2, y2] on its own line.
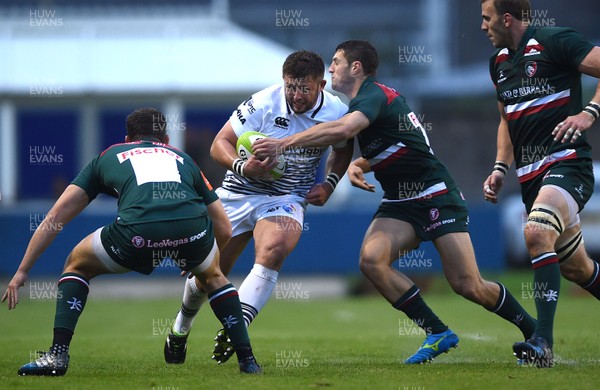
[238, 263, 279, 327]
[173, 276, 206, 335]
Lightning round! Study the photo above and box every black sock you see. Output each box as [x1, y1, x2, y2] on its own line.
[50, 328, 73, 355]
[393, 285, 447, 335]
[234, 344, 253, 360]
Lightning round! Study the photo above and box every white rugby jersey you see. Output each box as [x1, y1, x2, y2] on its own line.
[223, 84, 348, 196]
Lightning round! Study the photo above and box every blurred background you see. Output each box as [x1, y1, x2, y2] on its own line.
[1, 0, 599, 285]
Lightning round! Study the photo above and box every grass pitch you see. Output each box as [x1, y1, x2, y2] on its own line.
[1, 272, 598, 390]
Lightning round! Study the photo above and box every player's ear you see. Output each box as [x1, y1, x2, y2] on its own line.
[319, 79, 327, 90]
[503, 12, 511, 27]
[125, 135, 131, 143]
[163, 134, 170, 145]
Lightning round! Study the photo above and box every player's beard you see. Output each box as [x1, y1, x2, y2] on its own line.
[290, 99, 309, 114]
[288, 96, 319, 115]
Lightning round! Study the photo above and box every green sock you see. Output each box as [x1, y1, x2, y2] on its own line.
[53, 273, 90, 333]
[531, 253, 560, 346]
[489, 282, 536, 339]
[208, 283, 251, 352]
[393, 285, 447, 335]
[579, 260, 600, 300]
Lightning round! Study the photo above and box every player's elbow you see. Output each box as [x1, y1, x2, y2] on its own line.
[334, 125, 357, 143]
[209, 141, 219, 162]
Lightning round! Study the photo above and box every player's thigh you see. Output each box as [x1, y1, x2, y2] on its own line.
[63, 233, 114, 279]
[360, 217, 420, 266]
[219, 231, 253, 275]
[252, 216, 303, 270]
[433, 232, 482, 286]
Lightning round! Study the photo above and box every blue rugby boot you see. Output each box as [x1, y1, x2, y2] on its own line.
[18, 350, 69, 376]
[405, 329, 459, 364]
[238, 355, 263, 374]
[513, 336, 554, 368]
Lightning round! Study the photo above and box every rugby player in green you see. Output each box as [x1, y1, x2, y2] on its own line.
[481, 0, 600, 367]
[2, 108, 262, 375]
[253, 40, 536, 365]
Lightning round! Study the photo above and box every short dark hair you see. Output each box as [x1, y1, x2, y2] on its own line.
[335, 40, 379, 77]
[126, 107, 167, 142]
[482, 0, 532, 22]
[282, 50, 325, 81]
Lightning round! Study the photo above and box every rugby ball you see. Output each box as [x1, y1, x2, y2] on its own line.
[236, 131, 286, 180]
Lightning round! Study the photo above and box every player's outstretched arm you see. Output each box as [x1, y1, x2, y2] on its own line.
[253, 111, 369, 159]
[306, 139, 354, 206]
[2, 185, 89, 309]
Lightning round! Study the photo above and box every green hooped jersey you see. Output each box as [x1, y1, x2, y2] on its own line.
[350, 77, 457, 202]
[72, 139, 218, 225]
[489, 26, 594, 183]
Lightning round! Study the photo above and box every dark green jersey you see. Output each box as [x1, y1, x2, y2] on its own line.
[72, 139, 218, 225]
[349, 77, 458, 201]
[489, 26, 594, 183]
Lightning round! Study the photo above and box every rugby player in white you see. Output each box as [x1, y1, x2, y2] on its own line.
[164, 50, 352, 365]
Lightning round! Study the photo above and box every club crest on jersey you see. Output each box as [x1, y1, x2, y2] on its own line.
[132, 235, 145, 248]
[429, 208, 440, 221]
[525, 61, 537, 77]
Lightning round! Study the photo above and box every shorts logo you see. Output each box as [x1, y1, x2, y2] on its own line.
[282, 204, 297, 214]
[132, 236, 145, 248]
[110, 245, 121, 256]
[429, 208, 440, 221]
[543, 171, 564, 181]
[525, 61, 537, 77]
[575, 184, 584, 199]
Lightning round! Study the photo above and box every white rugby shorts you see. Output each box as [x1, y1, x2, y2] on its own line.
[215, 187, 306, 237]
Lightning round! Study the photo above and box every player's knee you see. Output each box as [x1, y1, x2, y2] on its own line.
[523, 224, 556, 254]
[256, 241, 292, 269]
[63, 249, 99, 280]
[358, 253, 385, 278]
[195, 267, 226, 290]
[448, 278, 482, 302]
[524, 205, 563, 253]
